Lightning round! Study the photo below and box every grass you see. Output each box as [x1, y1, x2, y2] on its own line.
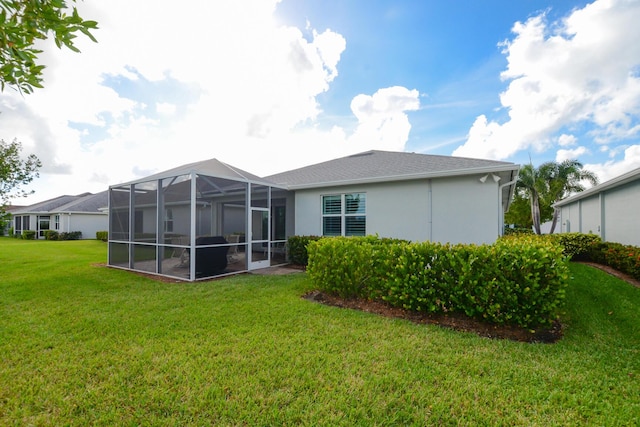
[0, 238, 639, 426]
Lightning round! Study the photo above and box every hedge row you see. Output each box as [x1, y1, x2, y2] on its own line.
[44, 230, 83, 240]
[287, 235, 322, 265]
[545, 232, 601, 260]
[541, 232, 640, 281]
[307, 235, 569, 329]
[589, 241, 640, 281]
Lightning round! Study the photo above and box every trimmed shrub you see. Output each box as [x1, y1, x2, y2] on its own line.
[503, 226, 534, 236]
[96, 231, 108, 241]
[307, 235, 570, 328]
[59, 231, 82, 240]
[589, 242, 640, 281]
[287, 235, 322, 266]
[547, 233, 601, 260]
[44, 230, 59, 240]
[22, 230, 36, 240]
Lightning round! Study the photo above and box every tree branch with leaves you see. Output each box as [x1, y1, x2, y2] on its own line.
[0, 138, 41, 209]
[0, 0, 98, 94]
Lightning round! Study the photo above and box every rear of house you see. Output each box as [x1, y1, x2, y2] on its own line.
[106, 150, 519, 281]
[267, 150, 519, 245]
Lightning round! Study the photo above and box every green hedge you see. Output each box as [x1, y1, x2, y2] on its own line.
[22, 230, 36, 240]
[546, 232, 601, 260]
[589, 241, 640, 281]
[96, 231, 108, 241]
[307, 235, 569, 329]
[44, 230, 59, 240]
[287, 235, 322, 265]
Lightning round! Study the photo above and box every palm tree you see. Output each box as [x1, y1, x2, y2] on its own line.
[543, 159, 599, 234]
[515, 162, 548, 234]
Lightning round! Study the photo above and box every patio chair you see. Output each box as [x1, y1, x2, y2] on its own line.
[226, 234, 242, 263]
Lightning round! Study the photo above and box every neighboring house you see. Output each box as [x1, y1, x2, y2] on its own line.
[1, 204, 25, 236]
[554, 167, 640, 246]
[107, 150, 519, 281]
[11, 191, 108, 239]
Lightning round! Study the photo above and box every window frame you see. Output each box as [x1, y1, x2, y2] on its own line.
[321, 192, 366, 237]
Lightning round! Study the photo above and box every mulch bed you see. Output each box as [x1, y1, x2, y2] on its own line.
[302, 262, 639, 344]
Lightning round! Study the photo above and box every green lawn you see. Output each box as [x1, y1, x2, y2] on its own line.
[0, 238, 638, 426]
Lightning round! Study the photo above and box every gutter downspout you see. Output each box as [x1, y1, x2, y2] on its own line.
[498, 173, 518, 237]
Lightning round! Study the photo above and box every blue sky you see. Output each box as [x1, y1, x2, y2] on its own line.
[2, 0, 639, 204]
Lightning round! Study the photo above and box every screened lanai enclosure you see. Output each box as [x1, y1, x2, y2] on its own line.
[108, 159, 294, 281]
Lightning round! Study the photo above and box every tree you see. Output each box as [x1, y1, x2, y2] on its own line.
[0, 138, 41, 210]
[542, 159, 599, 234]
[0, 0, 98, 94]
[504, 192, 533, 230]
[512, 159, 598, 234]
[514, 162, 549, 234]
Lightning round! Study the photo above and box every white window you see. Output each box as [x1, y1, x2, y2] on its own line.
[54, 215, 60, 230]
[322, 193, 366, 237]
[164, 208, 174, 233]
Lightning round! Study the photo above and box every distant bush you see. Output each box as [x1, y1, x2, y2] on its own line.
[287, 235, 322, 265]
[44, 230, 59, 240]
[503, 226, 534, 236]
[96, 231, 108, 241]
[589, 241, 640, 281]
[59, 231, 82, 240]
[547, 233, 601, 260]
[22, 230, 36, 240]
[307, 235, 569, 329]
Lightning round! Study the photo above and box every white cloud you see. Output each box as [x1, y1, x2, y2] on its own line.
[156, 103, 177, 115]
[453, 0, 640, 160]
[585, 144, 640, 183]
[558, 134, 577, 147]
[1, 0, 418, 204]
[555, 146, 588, 162]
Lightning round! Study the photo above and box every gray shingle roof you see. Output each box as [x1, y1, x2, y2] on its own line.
[265, 150, 519, 189]
[12, 191, 108, 214]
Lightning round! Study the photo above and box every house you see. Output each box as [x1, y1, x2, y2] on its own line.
[107, 150, 519, 281]
[1, 204, 25, 236]
[554, 167, 640, 246]
[266, 150, 519, 244]
[11, 191, 108, 239]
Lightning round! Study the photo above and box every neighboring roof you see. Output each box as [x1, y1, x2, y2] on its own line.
[555, 166, 640, 207]
[113, 158, 279, 187]
[3, 205, 25, 213]
[12, 191, 108, 214]
[265, 150, 519, 189]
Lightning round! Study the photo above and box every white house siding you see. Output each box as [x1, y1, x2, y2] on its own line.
[294, 181, 429, 241]
[580, 196, 601, 236]
[559, 179, 640, 246]
[560, 203, 581, 233]
[602, 181, 640, 245]
[62, 213, 108, 238]
[431, 175, 500, 244]
[294, 176, 502, 244]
